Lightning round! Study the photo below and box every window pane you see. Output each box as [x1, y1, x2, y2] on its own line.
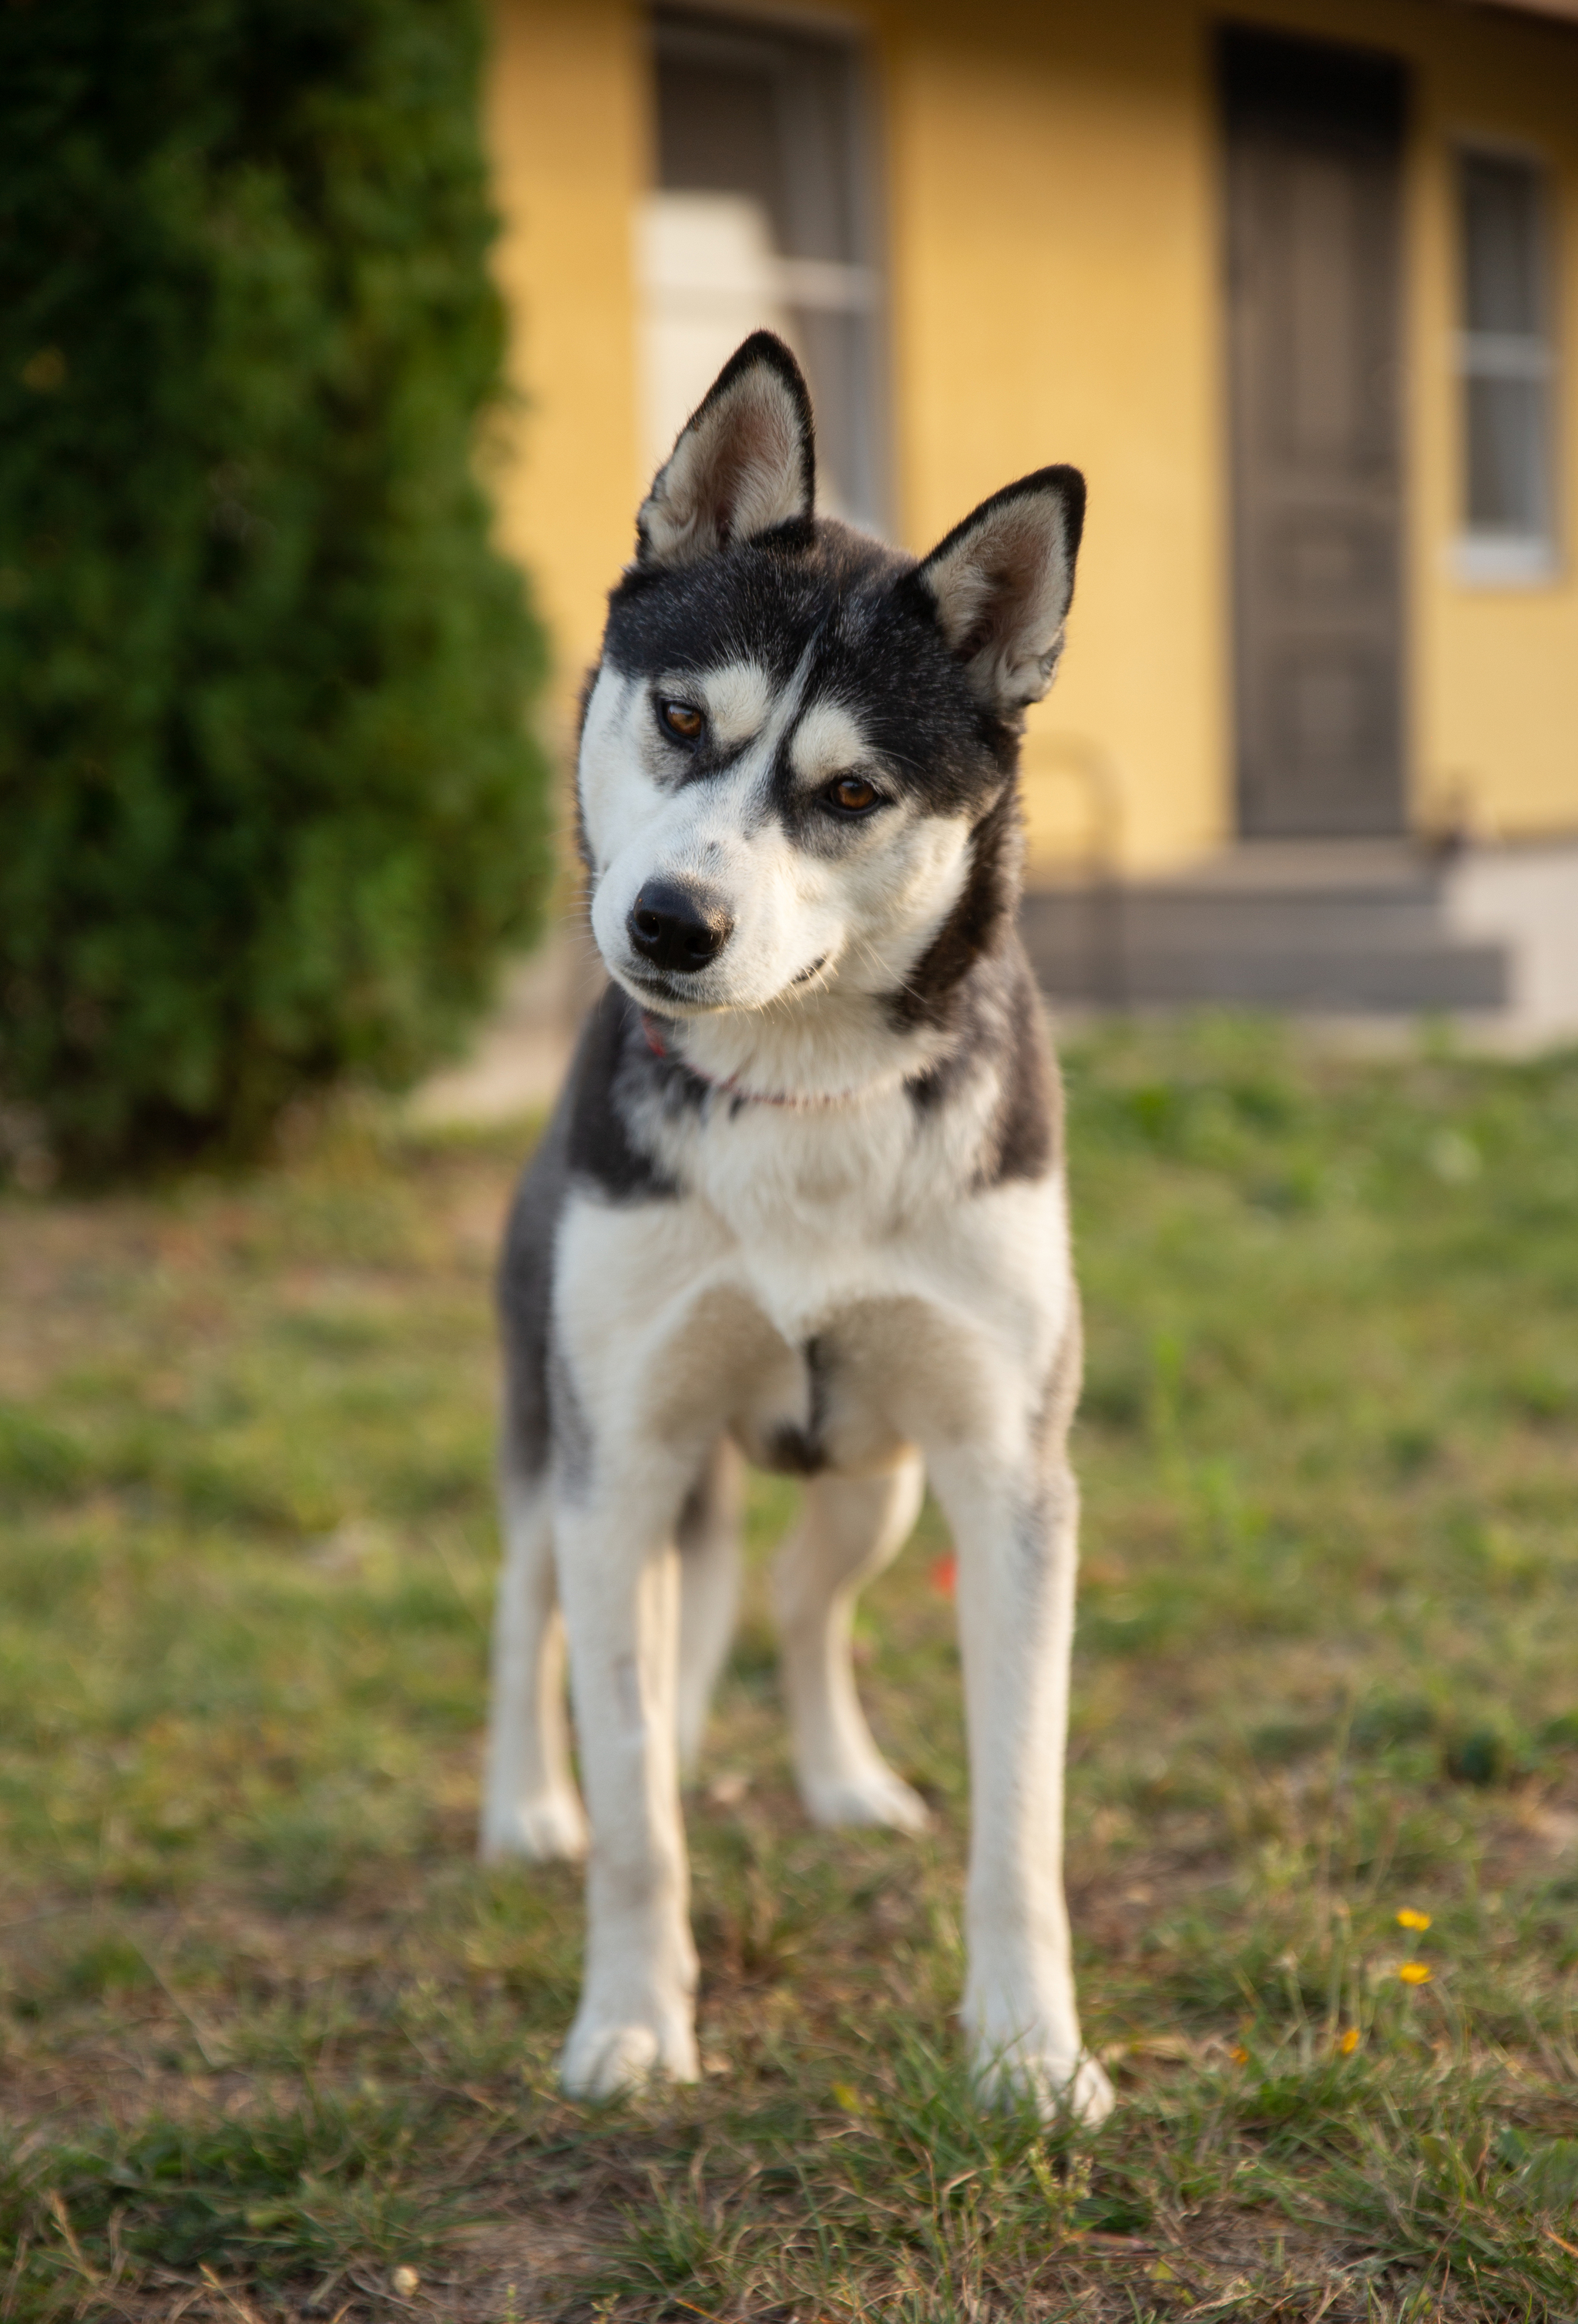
[1461, 153, 1541, 335]
[1466, 375, 1546, 532]
[646, 9, 881, 528]
[656, 60, 789, 246]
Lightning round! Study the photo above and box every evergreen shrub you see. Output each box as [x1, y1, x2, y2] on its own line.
[0, 0, 552, 1175]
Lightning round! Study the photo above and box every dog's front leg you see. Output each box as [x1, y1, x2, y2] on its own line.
[930, 1441, 1114, 2126]
[555, 1466, 700, 2099]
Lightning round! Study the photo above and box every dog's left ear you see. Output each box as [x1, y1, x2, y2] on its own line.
[915, 466, 1086, 718]
[637, 330, 815, 569]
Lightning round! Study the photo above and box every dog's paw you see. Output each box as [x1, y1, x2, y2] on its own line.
[478, 1788, 589, 1866]
[972, 2041, 1116, 2126]
[559, 2009, 700, 2101]
[802, 1759, 932, 1836]
[1059, 2051, 1117, 2124]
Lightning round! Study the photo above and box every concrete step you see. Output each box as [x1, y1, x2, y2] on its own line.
[1093, 890, 1449, 947]
[1020, 851, 1512, 1012]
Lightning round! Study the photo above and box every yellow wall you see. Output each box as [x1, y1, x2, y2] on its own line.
[1408, 6, 1578, 841]
[871, 0, 1224, 872]
[484, 0, 1578, 870]
[485, 0, 645, 751]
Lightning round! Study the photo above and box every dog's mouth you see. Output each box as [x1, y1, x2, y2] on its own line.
[619, 964, 682, 998]
[613, 961, 736, 1018]
[613, 948, 834, 1016]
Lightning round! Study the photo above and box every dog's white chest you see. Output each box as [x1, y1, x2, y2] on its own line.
[554, 1132, 1072, 1491]
[651, 1071, 1002, 1268]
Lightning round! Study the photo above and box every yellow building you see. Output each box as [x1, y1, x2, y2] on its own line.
[482, 0, 1578, 1024]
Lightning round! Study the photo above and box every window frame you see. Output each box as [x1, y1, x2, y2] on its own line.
[1452, 136, 1561, 587]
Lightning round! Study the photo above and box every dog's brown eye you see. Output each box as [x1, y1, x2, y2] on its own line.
[660, 699, 703, 742]
[829, 775, 877, 813]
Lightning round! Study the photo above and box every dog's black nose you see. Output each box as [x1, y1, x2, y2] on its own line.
[627, 880, 734, 975]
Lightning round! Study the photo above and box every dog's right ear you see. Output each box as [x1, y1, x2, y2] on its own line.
[636, 331, 815, 570]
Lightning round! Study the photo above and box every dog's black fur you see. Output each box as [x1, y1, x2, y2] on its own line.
[501, 331, 1083, 1500]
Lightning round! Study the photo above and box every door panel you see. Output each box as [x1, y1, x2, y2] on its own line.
[1222, 29, 1408, 839]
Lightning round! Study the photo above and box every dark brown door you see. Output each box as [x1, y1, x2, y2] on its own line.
[1222, 28, 1408, 839]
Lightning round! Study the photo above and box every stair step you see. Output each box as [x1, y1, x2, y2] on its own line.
[1094, 894, 1448, 945]
[1019, 882, 1510, 1012]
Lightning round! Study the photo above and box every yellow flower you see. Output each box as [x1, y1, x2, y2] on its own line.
[1395, 1908, 1432, 1932]
[1229, 2044, 1250, 2064]
[1398, 1960, 1432, 1985]
[1338, 2027, 1360, 2054]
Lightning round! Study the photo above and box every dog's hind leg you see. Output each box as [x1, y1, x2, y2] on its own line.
[486, 1098, 586, 1863]
[676, 1438, 743, 1775]
[774, 1454, 930, 1834]
[479, 1458, 588, 1864]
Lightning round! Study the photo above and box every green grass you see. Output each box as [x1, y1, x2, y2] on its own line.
[2, 1016, 1575, 2321]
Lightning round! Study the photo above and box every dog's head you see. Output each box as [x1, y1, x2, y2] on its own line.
[580, 334, 1084, 1024]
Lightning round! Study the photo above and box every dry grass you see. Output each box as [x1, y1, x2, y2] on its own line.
[2, 1014, 1576, 2322]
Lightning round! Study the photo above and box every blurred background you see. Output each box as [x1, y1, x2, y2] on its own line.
[486, 0, 1578, 1076]
[8, 0, 1578, 1172]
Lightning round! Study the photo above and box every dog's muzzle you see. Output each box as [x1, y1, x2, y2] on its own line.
[626, 878, 734, 977]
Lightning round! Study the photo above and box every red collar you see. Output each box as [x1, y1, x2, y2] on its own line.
[640, 1011, 870, 1110]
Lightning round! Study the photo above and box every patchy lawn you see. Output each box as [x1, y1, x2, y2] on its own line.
[2, 1014, 1576, 2322]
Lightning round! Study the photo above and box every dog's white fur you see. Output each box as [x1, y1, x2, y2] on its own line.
[482, 337, 1113, 2124]
[583, 659, 976, 1057]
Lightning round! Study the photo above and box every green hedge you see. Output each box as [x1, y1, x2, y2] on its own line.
[0, 0, 552, 1175]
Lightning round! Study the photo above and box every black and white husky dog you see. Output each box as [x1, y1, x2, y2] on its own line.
[482, 332, 1113, 2124]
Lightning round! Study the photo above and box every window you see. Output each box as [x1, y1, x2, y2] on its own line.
[1456, 149, 1557, 582]
[639, 8, 885, 530]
